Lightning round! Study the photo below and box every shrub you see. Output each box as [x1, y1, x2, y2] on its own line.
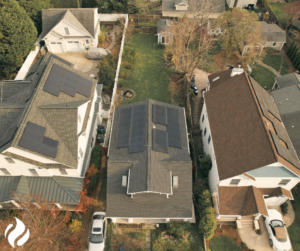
[199, 207, 216, 240]
[119, 70, 129, 79]
[123, 47, 135, 63]
[69, 219, 82, 233]
[99, 31, 106, 43]
[281, 202, 289, 214]
[90, 174, 98, 189]
[97, 54, 116, 87]
[124, 62, 132, 70]
[166, 222, 190, 239]
[199, 155, 212, 178]
[198, 190, 212, 214]
[241, 242, 247, 248]
[256, 229, 262, 235]
[90, 145, 101, 169]
[71, 213, 83, 222]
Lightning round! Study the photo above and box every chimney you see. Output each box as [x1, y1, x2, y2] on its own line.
[230, 65, 244, 77]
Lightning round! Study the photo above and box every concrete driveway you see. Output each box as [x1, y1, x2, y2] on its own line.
[194, 68, 208, 92]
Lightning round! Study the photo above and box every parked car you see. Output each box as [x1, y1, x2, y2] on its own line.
[191, 74, 198, 95]
[263, 209, 291, 251]
[97, 134, 104, 143]
[98, 125, 105, 134]
[88, 212, 107, 251]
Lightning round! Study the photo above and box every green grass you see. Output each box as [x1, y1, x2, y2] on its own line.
[50, 0, 78, 8]
[210, 236, 243, 251]
[198, 40, 223, 73]
[288, 188, 300, 251]
[119, 33, 172, 105]
[250, 62, 277, 90]
[136, 21, 157, 26]
[262, 55, 290, 75]
[268, 1, 295, 23]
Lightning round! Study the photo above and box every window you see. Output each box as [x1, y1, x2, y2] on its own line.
[172, 176, 178, 188]
[79, 148, 83, 158]
[162, 36, 165, 44]
[29, 169, 38, 176]
[208, 135, 211, 144]
[122, 175, 127, 187]
[5, 157, 15, 164]
[0, 168, 11, 175]
[59, 169, 68, 175]
[230, 179, 240, 185]
[204, 128, 207, 136]
[202, 115, 205, 123]
[278, 179, 290, 186]
[64, 27, 70, 35]
[78, 114, 82, 123]
[86, 40, 89, 44]
[273, 42, 277, 46]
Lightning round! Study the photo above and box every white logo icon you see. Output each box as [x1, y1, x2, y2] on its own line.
[5, 217, 30, 248]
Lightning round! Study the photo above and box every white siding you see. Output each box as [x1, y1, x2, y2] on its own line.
[77, 101, 89, 134]
[54, 20, 90, 37]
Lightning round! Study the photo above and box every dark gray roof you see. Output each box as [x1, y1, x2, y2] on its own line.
[41, 8, 98, 39]
[162, 0, 224, 14]
[157, 19, 173, 34]
[275, 73, 300, 89]
[0, 176, 83, 204]
[272, 83, 300, 159]
[107, 100, 193, 218]
[259, 21, 286, 43]
[248, 165, 298, 177]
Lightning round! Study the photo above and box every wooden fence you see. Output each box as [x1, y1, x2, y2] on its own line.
[128, 14, 162, 26]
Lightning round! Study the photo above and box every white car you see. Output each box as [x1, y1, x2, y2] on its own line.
[264, 209, 291, 251]
[88, 212, 107, 251]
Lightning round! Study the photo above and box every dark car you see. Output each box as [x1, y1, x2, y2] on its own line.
[98, 125, 105, 134]
[97, 134, 104, 143]
[190, 74, 198, 95]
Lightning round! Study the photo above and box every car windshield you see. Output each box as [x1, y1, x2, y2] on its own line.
[271, 220, 284, 227]
[89, 233, 103, 244]
[93, 215, 105, 220]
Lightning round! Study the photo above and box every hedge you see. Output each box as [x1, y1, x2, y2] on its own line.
[90, 145, 101, 170]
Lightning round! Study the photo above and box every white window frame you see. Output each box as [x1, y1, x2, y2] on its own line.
[172, 176, 178, 188]
[5, 157, 15, 164]
[230, 179, 241, 185]
[64, 27, 70, 35]
[0, 168, 11, 175]
[59, 169, 68, 175]
[122, 175, 127, 187]
[278, 179, 290, 186]
[29, 169, 38, 176]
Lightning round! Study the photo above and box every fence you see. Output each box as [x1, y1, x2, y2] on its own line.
[128, 14, 162, 26]
[15, 42, 39, 80]
[103, 14, 129, 146]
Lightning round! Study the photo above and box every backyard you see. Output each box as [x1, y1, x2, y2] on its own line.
[210, 236, 243, 251]
[262, 54, 290, 75]
[119, 33, 172, 105]
[250, 62, 277, 90]
[288, 188, 300, 251]
[198, 40, 223, 73]
[268, 1, 292, 23]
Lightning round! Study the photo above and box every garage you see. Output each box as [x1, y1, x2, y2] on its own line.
[50, 42, 64, 53]
[67, 41, 83, 52]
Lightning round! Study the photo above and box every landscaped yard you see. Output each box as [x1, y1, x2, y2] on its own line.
[250, 62, 277, 90]
[119, 33, 172, 105]
[262, 54, 290, 75]
[288, 188, 300, 251]
[268, 0, 297, 24]
[210, 236, 242, 251]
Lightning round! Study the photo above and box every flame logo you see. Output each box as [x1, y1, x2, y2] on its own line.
[4, 217, 30, 248]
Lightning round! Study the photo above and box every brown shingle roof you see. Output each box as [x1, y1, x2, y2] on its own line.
[259, 187, 293, 200]
[218, 186, 268, 216]
[205, 72, 277, 180]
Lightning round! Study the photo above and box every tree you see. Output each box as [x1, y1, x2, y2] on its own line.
[199, 155, 212, 178]
[16, 0, 53, 34]
[0, 194, 82, 251]
[290, 46, 299, 62]
[128, 0, 160, 24]
[97, 54, 116, 88]
[214, 8, 261, 55]
[199, 207, 217, 240]
[287, 41, 296, 57]
[75, 189, 98, 213]
[282, 1, 300, 30]
[198, 190, 212, 213]
[0, 0, 37, 78]
[96, 0, 129, 13]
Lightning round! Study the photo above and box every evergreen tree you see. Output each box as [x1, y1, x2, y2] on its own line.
[292, 51, 300, 65]
[199, 207, 217, 240]
[287, 41, 296, 57]
[291, 46, 299, 62]
[296, 56, 300, 69]
[0, 0, 37, 78]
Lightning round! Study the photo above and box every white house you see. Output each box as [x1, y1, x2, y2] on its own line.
[226, 0, 257, 8]
[200, 68, 300, 228]
[40, 8, 101, 53]
[0, 52, 103, 210]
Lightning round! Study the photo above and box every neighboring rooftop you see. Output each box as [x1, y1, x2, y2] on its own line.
[157, 19, 173, 34]
[274, 73, 300, 89]
[259, 21, 286, 43]
[107, 100, 193, 218]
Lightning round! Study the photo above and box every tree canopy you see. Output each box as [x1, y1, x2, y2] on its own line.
[0, 0, 37, 78]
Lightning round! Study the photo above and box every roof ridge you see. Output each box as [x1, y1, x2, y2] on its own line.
[52, 176, 78, 203]
[251, 186, 259, 213]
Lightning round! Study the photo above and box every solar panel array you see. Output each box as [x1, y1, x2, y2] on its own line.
[18, 122, 59, 158]
[43, 64, 92, 97]
[152, 104, 167, 125]
[167, 108, 182, 148]
[116, 107, 132, 148]
[152, 129, 168, 153]
[129, 105, 146, 153]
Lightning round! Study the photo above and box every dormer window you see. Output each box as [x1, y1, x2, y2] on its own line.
[122, 175, 127, 187]
[64, 27, 70, 35]
[175, 2, 188, 10]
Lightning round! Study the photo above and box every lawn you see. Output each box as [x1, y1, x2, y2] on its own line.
[198, 40, 223, 73]
[250, 62, 277, 90]
[288, 188, 300, 251]
[268, 0, 297, 23]
[119, 33, 172, 105]
[50, 0, 78, 8]
[262, 54, 290, 75]
[210, 236, 243, 251]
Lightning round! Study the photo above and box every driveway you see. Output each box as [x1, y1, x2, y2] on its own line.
[194, 68, 208, 91]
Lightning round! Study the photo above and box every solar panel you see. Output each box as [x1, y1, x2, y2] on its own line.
[152, 104, 167, 125]
[116, 107, 132, 148]
[167, 108, 182, 148]
[39, 136, 59, 158]
[152, 129, 168, 153]
[129, 105, 146, 153]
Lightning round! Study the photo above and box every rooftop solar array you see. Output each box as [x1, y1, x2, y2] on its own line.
[43, 64, 92, 97]
[152, 129, 168, 153]
[116, 107, 132, 148]
[129, 105, 146, 153]
[18, 122, 59, 158]
[167, 108, 182, 148]
[152, 104, 167, 125]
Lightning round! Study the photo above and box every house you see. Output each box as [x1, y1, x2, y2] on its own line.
[200, 68, 300, 228]
[271, 73, 300, 160]
[226, 0, 257, 8]
[0, 52, 103, 210]
[241, 21, 286, 56]
[106, 100, 194, 224]
[156, 19, 173, 44]
[162, 0, 224, 19]
[40, 8, 100, 53]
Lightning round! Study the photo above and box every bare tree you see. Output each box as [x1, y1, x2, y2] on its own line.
[128, 0, 160, 25]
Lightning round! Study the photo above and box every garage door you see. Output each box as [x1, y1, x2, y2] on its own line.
[68, 41, 83, 52]
[50, 42, 64, 53]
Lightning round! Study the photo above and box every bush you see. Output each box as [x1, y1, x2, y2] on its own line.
[90, 174, 98, 189]
[199, 207, 216, 240]
[99, 31, 106, 43]
[71, 213, 83, 222]
[241, 242, 247, 248]
[97, 54, 116, 87]
[281, 202, 289, 214]
[198, 190, 212, 214]
[69, 219, 82, 233]
[119, 70, 129, 79]
[166, 222, 190, 239]
[256, 229, 262, 235]
[90, 145, 101, 169]
[124, 62, 132, 70]
[199, 155, 212, 178]
[123, 47, 135, 63]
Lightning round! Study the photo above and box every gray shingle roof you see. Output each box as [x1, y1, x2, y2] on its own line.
[41, 8, 98, 39]
[275, 73, 300, 89]
[0, 176, 83, 204]
[107, 100, 193, 218]
[157, 19, 173, 34]
[259, 21, 286, 43]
